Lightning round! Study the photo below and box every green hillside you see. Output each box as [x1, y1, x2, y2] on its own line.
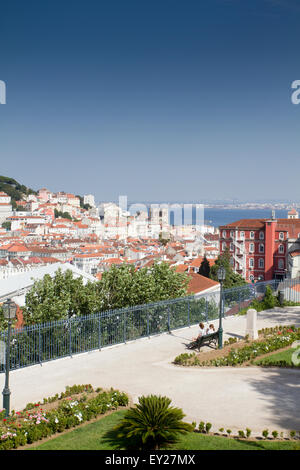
[0, 176, 37, 209]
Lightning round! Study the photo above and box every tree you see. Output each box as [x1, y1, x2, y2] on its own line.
[22, 269, 99, 325]
[54, 209, 72, 220]
[22, 262, 189, 325]
[1, 221, 11, 231]
[108, 395, 193, 450]
[209, 248, 246, 289]
[96, 262, 189, 311]
[198, 256, 210, 278]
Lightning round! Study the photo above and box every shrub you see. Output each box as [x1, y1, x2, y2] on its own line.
[198, 421, 205, 433]
[238, 430, 245, 438]
[174, 353, 195, 365]
[262, 286, 276, 309]
[290, 430, 296, 439]
[262, 429, 269, 439]
[272, 430, 278, 439]
[111, 395, 193, 450]
[205, 422, 212, 434]
[226, 429, 232, 437]
[246, 428, 251, 438]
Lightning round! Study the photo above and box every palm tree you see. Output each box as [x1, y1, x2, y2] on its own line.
[111, 395, 193, 450]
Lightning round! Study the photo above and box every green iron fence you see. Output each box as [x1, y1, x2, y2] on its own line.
[1, 277, 300, 373]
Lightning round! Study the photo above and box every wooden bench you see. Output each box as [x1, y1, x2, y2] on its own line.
[187, 331, 219, 352]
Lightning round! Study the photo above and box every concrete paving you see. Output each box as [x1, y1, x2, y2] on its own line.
[1, 308, 300, 436]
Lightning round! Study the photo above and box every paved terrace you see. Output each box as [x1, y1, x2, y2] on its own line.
[1, 308, 300, 436]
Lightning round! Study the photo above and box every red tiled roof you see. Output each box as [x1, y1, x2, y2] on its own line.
[175, 264, 189, 273]
[187, 273, 219, 294]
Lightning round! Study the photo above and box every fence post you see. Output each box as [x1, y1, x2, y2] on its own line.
[98, 315, 101, 350]
[147, 311, 150, 338]
[124, 310, 126, 344]
[168, 306, 171, 333]
[187, 299, 190, 327]
[69, 320, 72, 358]
[39, 325, 42, 365]
[205, 299, 208, 322]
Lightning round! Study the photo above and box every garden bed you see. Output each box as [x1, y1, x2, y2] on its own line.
[0, 384, 130, 450]
[174, 325, 300, 367]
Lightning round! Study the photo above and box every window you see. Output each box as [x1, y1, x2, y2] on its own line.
[278, 244, 284, 254]
[279, 232, 284, 240]
[249, 274, 254, 281]
[230, 256, 234, 266]
[222, 242, 227, 251]
[222, 230, 227, 238]
[259, 258, 264, 268]
[278, 259, 284, 269]
[259, 232, 264, 240]
[230, 242, 234, 251]
[230, 230, 234, 238]
[249, 243, 254, 253]
[259, 243, 264, 253]
[249, 258, 254, 268]
[240, 231, 245, 239]
[250, 231, 254, 239]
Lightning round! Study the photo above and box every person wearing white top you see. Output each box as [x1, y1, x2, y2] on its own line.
[192, 322, 206, 341]
[206, 324, 216, 335]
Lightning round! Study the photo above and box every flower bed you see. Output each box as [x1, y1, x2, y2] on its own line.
[0, 384, 129, 450]
[174, 325, 300, 367]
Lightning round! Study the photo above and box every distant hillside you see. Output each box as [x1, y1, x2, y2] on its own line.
[0, 176, 37, 209]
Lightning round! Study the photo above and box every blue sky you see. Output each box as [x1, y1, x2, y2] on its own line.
[0, 0, 299, 203]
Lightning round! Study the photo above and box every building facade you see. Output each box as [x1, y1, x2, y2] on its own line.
[219, 217, 300, 282]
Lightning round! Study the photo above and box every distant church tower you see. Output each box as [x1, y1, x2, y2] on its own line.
[288, 208, 299, 219]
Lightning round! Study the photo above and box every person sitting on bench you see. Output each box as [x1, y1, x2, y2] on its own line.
[206, 324, 215, 335]
[193, 322, 206, 341]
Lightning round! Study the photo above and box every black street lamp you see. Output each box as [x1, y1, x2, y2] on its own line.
[217, 266, 226, 349]
[2, 298, 17, 417]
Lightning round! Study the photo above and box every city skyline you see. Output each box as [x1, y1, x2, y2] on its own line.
[1, 0, 300, 201]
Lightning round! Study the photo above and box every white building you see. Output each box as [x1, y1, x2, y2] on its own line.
[0, 192, 13, 224]
[84, 194, 96, 208]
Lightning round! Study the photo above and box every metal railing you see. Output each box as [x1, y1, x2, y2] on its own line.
[1, 277, 300, 373]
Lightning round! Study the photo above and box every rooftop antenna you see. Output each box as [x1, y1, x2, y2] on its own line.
[271, 210, 275, 220]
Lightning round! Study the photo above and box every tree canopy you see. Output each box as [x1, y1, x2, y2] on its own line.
[198, 256, 210, 278]
[22, 262, 189, 325]
[209, 248, 246, 289]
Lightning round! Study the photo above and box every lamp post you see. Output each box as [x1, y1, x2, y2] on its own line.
[2, 298, 17, 417]
[217, 266, 226, 349]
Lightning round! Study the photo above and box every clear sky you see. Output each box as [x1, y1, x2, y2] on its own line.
[0, 0, 300, 203]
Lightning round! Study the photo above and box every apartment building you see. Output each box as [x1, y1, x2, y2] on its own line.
[219, 216, 300, 281]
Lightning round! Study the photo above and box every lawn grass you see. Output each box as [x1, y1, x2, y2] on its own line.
[254, 348, 298, 367]
[27, 410, 300, 451]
